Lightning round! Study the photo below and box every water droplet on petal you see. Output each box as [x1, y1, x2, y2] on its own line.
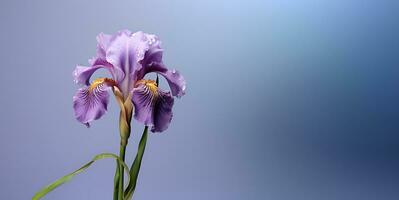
[171, 69, 176, 74]
[182, 85, 186, 92]
[148, 37, 156, 45]
[137, 51, 144, 59]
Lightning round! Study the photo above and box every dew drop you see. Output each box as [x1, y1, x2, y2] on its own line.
[182, 84, 186, 92]
[148, 37, 156, 45]
[137, 51, 144, 58]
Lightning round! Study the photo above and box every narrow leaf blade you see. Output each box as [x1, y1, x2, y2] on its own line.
[124, 126, 148, 199]
[32, 153, 131, 200]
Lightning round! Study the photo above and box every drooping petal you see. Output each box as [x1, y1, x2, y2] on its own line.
[105, 31, 150, 96]
[73, 78, 114, 126]
[131, 83, 156, 125]
[73, 48, 123, 86]
[131, 33, 185, 97]
[132, 80, 174, 132]
[73, 65, 108, 86]
[158, 67, 186, 98]
[151, 90, 174, 132]
[140, 63, 186, 97]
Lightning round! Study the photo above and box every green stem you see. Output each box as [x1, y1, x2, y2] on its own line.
[118, 144, 127, 200]
[113, 163, 120, 200]
[114, 108, 131, 200]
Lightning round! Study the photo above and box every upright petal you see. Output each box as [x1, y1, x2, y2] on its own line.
[73, 78, 115, 126]
[141, 33, 163, 66]
[93, 32, 125, 82]
[135, 33, 162, 79]
[132, 80, 175, 132]
[96, 32, 112, 58]
[105, 31, 150, 96]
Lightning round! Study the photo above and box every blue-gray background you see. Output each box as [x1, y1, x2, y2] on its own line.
[0, 0, 398, 199]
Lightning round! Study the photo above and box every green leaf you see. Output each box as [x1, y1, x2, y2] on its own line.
[124, 126, 148, 200]
[32, 153, 131, 200]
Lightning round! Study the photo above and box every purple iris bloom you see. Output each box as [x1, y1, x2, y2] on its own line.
[72, 30, 186, 132]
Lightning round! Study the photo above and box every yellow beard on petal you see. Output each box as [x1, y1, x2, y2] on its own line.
[136, 79, 158, 96]
[89, 78, 116, 92]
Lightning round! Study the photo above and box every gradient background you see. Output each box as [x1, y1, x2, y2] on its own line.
[1, 0, 398, 199]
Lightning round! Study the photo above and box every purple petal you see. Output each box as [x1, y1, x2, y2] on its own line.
[133, 33, 185, 97]
[132, 84, 155, 125]
[132, 83, 174, 132]
[96, 32, 112, 59]
[73, 84, 110, 126]
[141, 34, 163, 66]
[97, 30, 132, 60]
[73, 65, 103, 86]
[105, 31, 150, 95]
[142, 63, 186, 97]
[73, 61, 119, 86]
[152, 90, 174, 132]
[158, 67, 186, 98]
[135, 34, 163, 79]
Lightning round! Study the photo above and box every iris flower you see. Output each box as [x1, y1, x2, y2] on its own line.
[33, 30, 185, 200]
[72, 30, 185, 132]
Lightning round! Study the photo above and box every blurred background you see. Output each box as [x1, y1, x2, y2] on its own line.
[0, 0, 398, 199]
